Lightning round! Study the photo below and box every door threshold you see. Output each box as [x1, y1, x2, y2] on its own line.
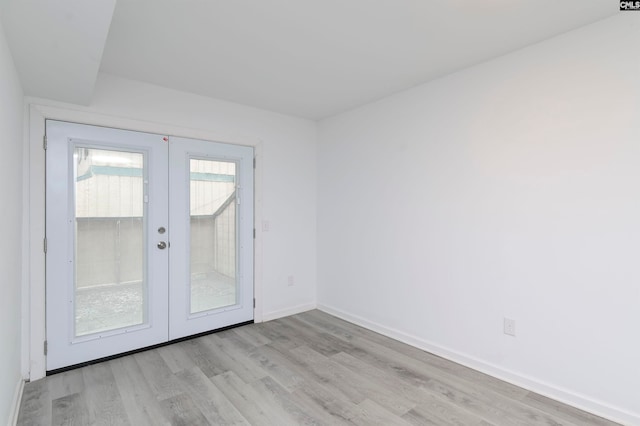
[46, 320, 254, 376]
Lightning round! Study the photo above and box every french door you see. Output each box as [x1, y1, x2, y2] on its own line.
[45, 120, 254, 371]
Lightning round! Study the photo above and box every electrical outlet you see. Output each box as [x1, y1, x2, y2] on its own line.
[262, 220, 270, 232]
[287, 275, 294, 286]
[504, 318, 516, 336]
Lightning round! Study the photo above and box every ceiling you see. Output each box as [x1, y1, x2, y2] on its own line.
[1, 1, 617, 119]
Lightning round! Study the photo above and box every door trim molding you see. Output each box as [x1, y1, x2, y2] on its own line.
[26, 102, 264, 380]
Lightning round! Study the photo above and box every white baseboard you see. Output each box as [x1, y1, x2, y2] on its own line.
[8, 378, 24, 426]
[262, 302, 317, 322]
[317, 303, 639, 426]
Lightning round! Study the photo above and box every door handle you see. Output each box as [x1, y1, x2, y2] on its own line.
[157, 241, 167, 250]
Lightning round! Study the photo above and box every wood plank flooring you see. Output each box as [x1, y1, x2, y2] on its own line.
[17, 310, 619, 425]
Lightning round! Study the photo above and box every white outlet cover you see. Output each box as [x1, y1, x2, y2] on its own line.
[504, 318, 516, 337]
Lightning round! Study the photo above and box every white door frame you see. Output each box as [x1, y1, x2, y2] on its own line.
[25, 103, 264, 380]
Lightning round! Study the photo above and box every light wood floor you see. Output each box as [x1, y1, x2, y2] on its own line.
[17, 310, 619, 425]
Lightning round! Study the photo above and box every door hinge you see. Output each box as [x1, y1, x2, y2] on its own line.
[43, 135, 47, 150]
[253, 228, 256, 239]
[43, 237, 47, 254]
[253, 298, 256, 308]
[44, 340, 48, 355]
[253, 157, 256, 169]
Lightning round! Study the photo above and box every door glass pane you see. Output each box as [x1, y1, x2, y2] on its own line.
[189, 158, 237, 313]
[74, 147, 146, 336]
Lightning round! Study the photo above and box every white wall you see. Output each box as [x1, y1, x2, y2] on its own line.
[32, 72, 317, 321]
[318, 14, 640, 424]
[0, 17, 24, 426]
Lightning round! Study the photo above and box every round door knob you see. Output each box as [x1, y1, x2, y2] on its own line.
[157, 241, 167, 249]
